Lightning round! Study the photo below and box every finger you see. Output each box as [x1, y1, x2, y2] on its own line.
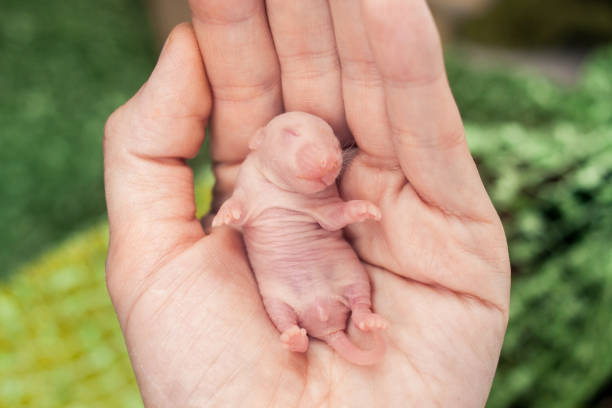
[104, 24, 210, 274]
[361, 0, 494, 219]
[190, 0, 282, 168]
[266, 0, 350, 145]
[328, 0, 394, 158]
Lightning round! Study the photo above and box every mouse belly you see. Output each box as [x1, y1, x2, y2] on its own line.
[243, 222, 370, 339]
[241, 207, 388, 365]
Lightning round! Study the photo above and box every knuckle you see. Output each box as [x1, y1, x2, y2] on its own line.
[341, 59, 383, 88]
[190, 0, 260, 24]
[391, 123, 466, 151]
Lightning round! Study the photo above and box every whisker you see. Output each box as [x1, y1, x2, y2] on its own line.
[340, 145, 359, 176]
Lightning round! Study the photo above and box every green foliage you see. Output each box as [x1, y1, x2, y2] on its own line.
[0, 174, 213, 407]
[467, 122, 612, 407]
[1, 0, 611, 404]
[447, 46, 612, 129]
[489, 224, 612, 407]
[458, 48, 612, 406]
[0, 0, 156, 277]
[0, 223, 141, 407]
[452, 47, 612, 405]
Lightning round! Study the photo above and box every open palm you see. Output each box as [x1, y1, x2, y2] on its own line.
[103, 1, 510, 406]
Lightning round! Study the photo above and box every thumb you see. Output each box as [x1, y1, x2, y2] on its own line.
[103, 23, 211, 291]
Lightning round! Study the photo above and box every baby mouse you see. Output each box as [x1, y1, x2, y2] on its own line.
[212, 111, 389, 366]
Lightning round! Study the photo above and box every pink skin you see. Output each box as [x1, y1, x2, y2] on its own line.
[212, 112, 389, 365]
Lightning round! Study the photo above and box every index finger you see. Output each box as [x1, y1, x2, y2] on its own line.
[361, 0, 494, 219]
[189, 0, 283, 204]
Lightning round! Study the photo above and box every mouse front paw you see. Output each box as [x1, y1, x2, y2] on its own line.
[345, 200, 382, 224]
[212, 200, 243, 228]
[280, 325, 309, 353]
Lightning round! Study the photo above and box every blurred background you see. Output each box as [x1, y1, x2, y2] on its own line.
[1, 0, 611, 406]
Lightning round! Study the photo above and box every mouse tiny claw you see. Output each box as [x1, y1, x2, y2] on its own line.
[352, 310, 390, 332]
[212, 198, 244, 228]
[280, 325, 309, 353]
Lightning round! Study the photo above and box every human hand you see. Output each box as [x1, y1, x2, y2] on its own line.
[103, 1, 510, 406]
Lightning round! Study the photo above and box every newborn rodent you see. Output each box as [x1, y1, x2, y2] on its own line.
[212, 111, 389, 365]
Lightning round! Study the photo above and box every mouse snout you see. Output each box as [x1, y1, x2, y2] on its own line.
[320, 150, 342, 185]
[296, 143, 342, 185]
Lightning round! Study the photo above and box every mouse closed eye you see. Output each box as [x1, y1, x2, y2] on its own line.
[281, 127, 299, 138]
[214, 111, 389, 366]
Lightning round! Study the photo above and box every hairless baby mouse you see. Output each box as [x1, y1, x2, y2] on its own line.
[212, 112, 389, 365]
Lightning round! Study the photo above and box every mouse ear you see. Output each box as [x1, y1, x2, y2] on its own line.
[248, 127, 265, 150]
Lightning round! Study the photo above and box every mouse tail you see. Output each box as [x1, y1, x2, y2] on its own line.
[325, 330, 386, 366]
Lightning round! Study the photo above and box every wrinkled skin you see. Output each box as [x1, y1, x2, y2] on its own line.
[103, 1, 510, 407]
[213, 112, 389, 365]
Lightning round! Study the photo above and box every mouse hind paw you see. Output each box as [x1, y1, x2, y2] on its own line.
[280, 325, 309, 353]
[352, 310, 390, 332]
